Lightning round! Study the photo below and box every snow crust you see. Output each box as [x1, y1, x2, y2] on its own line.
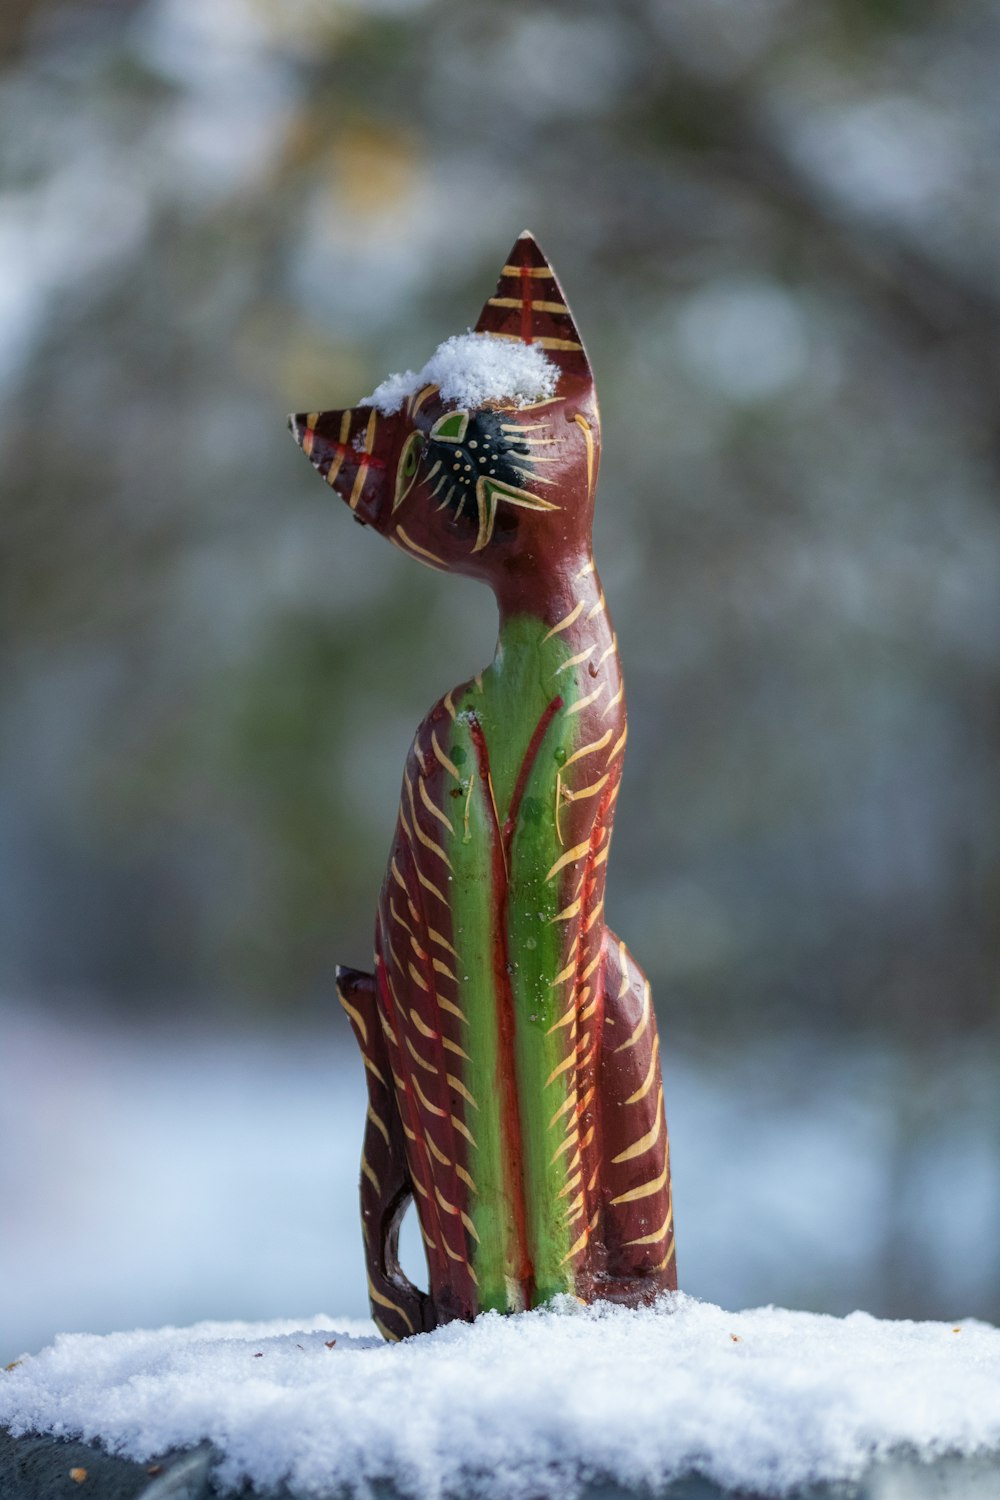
[3, 1296, 1000, 1499]
[360, 331, 558, 414]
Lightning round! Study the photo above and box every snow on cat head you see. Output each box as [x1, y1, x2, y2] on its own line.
[360, 332, 559, 415]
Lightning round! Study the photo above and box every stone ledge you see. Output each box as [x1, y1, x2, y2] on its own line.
[4, 1429, 1000, 1500]
[0, 1429, 212, 1500]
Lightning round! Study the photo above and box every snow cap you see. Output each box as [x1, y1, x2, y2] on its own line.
[360, 332, 558, 415]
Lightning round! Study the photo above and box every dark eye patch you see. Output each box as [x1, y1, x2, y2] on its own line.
[424, 410, 534, 523]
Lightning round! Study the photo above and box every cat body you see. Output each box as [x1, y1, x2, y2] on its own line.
[292, 233, 675, 1338]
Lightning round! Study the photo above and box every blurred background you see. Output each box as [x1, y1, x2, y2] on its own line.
[2, 0, 1000, 1365]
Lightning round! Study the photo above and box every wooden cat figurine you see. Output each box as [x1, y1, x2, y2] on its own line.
[290, 232, 676, 1339]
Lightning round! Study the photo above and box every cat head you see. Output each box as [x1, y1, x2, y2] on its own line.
[289, 232, 600, 587]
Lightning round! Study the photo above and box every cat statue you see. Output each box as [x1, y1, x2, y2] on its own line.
[291, 232, 675, 1338]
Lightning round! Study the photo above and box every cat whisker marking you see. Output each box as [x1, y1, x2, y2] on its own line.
[510, 466, 557, 485]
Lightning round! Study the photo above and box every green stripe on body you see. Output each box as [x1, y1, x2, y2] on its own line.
[445, 615, 583, 1308]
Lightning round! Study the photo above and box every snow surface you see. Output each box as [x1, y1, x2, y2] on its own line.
[2, 1297, 1000, 1500]
[360, 331, 559, 413]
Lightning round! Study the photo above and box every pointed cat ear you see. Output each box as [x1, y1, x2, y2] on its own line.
[473, 231, 593, 383]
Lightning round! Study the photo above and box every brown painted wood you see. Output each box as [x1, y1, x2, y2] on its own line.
[292, 232, 676, 1334]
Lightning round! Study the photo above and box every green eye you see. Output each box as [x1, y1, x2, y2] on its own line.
[430, 410, 470, 443]
[393, 431, 425, 510]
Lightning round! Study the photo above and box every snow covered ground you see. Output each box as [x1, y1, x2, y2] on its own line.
[2, 1000, 999, 1370]
[3, 1297, 1000, 1499]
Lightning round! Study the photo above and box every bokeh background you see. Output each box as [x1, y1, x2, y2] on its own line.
[3, 0, 999, 1365]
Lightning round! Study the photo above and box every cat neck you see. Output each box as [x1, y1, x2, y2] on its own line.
[492, 549, 606, 639]
[480, 551, 621, 815]
[490, 551, 619, 711]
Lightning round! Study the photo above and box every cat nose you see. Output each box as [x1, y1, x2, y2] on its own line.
[289, 410, 331, 459]
[289, 407, 387, 526]
[289, 407, 358, 486]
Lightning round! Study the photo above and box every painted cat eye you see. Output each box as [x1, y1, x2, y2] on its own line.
[393, 431, 426, 510]
[429, 410, 470, 444]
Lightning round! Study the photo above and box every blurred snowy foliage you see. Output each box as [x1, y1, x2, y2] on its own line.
[2, 0, 999, 1027]
[2, 0, 1000, 1334]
